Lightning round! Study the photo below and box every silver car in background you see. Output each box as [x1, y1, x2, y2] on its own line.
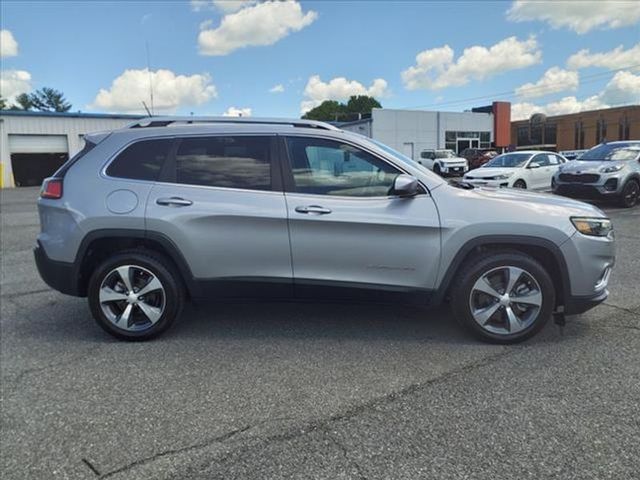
[553, 141, 640, 208]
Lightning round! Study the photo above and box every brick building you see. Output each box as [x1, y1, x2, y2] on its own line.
[510, 105, 639, 152]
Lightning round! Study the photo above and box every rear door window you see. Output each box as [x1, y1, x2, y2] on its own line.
[175, 136, 272, 191]
[107, 138, 172, 181]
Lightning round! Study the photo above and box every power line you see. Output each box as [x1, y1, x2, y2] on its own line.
[398, 64, 640, 111]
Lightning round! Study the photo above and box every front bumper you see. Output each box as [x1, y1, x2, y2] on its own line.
[441, 165, 468, 175]
[559, 230, 615, 314]
[564, 289, 609, 315]
[553, 173, 623, 199]
[34, 241, 79, 296]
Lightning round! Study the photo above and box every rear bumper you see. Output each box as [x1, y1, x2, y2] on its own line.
[564, 289, 609, 315]
[34, 241, 79, 296]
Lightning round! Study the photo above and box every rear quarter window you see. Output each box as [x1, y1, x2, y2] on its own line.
[106, 139, 172, 181]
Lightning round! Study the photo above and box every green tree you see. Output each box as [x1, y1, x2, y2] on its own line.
[301, 95, 381, 122]
[12, 93, 34, 110]
[302, 100, 346, 121]
[0, 95, 7, 110]
[29, 87, 72, 112]
[345, 95, 381, 116]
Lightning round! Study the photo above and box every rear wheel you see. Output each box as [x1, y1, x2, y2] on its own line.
[451, 252, 555, 343]
[513, 179, 527, 189]
[88, 250, 184, 341]
[618, 179, 639, 208]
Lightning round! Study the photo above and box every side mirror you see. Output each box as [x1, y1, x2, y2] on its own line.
[393, 174, 420, 197]
[528, 162, 541, 169]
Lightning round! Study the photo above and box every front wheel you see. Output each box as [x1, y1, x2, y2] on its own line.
[450, 252, 555, 343]
[513, 179, 527, 189]
[433, 163, 442, 176]
[618, 179, 639, 208]
[88, 250, 184, 341]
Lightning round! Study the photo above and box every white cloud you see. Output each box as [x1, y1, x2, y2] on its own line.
[269, 83, 285, 93]
[300, 75, 389, 114]
[191, 0, 255, 13]
[92, 68, 217, 113]
[222, 106, 252, 116]
[198, 0, 318, 56]
[511, 70, 640, 120]
[567, 43, 640, 71]
[515, 67, 579, 99]
[402, 36, 541, 90]
[507, 0, 640, 34]
[1, 30, 19, 57]
[598, 70, 640, 105]
[0, 69, 32, 103]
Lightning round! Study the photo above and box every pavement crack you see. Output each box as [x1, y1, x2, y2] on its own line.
[100, 425, 252, 479]
[4, 349, 101, 394]
[603, 302, 640, 316]
[0, 288, 52, 299]
[82, 458, 101, 476]
[325, 430, 368, 480]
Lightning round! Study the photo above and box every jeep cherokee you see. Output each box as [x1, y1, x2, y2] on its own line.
[35, 117, 615, 343]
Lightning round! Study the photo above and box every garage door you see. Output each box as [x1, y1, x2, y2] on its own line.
[9, 135, 69, 187]
[8, 134, 69, 154]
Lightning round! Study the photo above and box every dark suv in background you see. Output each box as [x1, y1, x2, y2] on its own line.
[461, 148, 498, 170]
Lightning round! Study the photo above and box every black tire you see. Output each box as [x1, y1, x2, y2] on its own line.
[513, 179, 527, 189]
[618, 179, 639, 208]
[450, 252, 555, 344]
[433, 163, 442, 176]
[88, 249, 184, 341]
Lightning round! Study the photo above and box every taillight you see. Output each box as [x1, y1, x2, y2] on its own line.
[41, 178, 63, 199]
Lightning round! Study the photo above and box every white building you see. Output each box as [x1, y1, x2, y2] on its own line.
[340, 106, 504, 160]
[0, 111, 143, 188]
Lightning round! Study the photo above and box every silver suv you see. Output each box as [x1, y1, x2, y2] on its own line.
[35, 117, 615, 343]
[553, 141, 640, 208]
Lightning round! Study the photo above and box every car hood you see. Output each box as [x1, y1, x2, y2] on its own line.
[559, 160, 611, 174]
[468, 185, 604, 217]
[465, 167, 516, 178]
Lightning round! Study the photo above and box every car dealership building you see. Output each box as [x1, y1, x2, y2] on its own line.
[339, 102, 512, 160]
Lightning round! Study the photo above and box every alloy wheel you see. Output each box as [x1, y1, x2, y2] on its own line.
[623, 181, 639, 207]
[469, 266, 543, 335]
[99, 265, 166, 332]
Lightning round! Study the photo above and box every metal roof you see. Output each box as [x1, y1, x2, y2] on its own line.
[0, 110, 145, 120]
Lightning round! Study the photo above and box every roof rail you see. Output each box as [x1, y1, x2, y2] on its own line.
[124, 116, 340, 131]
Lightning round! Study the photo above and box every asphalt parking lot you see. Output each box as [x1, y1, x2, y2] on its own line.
[1, 187, 639, 480]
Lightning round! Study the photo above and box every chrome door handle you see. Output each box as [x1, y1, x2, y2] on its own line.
[156, 197, 193, 207]
[295, 205, 332, 215]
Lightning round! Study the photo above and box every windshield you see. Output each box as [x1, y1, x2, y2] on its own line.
[579, 143, 640, 162]
[435, 150, 456, 159]
[368, 139, 427, 171]
[484, 153, 531, 168]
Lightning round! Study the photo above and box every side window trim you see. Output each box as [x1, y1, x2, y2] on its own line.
[280, 134, 427, 198]
[103, 137, 174, 182]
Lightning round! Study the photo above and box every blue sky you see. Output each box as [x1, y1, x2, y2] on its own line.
[1, 1, 639, 119]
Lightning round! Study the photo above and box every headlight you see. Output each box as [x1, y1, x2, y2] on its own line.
[600, 164, 624, 173]
[571, 217, 613, 237]
[494, 173, 513, 180]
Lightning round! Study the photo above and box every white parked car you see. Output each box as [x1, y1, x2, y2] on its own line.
[463, 151, 567, 190]
[419, 149, 468, 176]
